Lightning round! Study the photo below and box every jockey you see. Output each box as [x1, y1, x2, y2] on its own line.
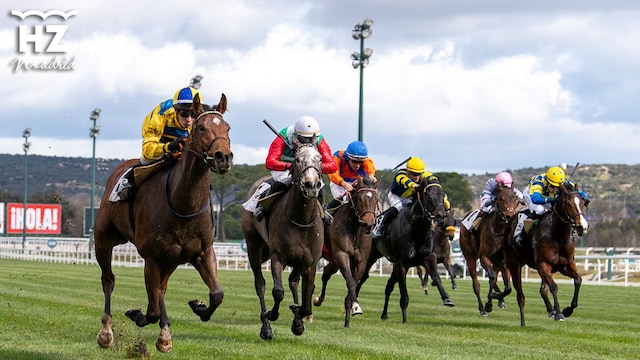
[109, 87, 202, 202]
[247, 115, 338, 224]
[514, 166, 589, 244]
[480, 171, 523, 213]
[327, 140, 376, 207]
[372, 156, 450, 238]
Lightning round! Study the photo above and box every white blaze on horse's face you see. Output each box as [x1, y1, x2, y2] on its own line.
[573, 196, 589, 234]
[295, 145, 323, 198]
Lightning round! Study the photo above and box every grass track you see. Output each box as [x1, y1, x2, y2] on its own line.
[1, 259, 639, 359]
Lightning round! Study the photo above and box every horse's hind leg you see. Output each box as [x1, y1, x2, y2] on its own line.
[247, 247, 273, 340]
[189, 247, 224, 321]
[313, 261, 338, 307]
[95, 239, 116, 349]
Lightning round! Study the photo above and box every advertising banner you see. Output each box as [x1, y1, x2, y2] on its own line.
[6, 203, 62, 234]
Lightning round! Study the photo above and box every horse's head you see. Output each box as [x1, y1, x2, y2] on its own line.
[349, 175, 378, 234]
[416, 176, 447, 225]
[555, 183, 589, 236]
[291, 142, 323, 198]
[495, 185, 518, 222]
[443, 209, 456, 241]
[188, 93, 233, 174]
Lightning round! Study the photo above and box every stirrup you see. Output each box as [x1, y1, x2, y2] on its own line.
[254, 206, 265, 222]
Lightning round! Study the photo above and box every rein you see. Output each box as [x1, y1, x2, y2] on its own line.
[552, 190, 583, 227]
[347, 187, 377, 224]
[181, 110, 231, 172]
[164, 165, 210, 218]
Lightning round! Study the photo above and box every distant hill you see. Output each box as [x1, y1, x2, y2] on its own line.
[1, 153, 638, 218]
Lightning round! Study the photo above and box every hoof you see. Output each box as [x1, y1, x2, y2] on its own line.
[498, 300, 506, 309]
[155, 328, 172, 353]
[562, 307, 574, 318]
[480, 310, 488, 317]
[485, 301, 493, 313]
[423, 286, 429, 295]
[306, 314, 314, 324]
[96, 330, 113, 349]
[443, 298, 455, 307]
[555, 312, 566, 321]
[351, 301, 363, 316]
[313, 297, 322, 307]
[452, 284, 458, 290]
[260, 328, 273, 341]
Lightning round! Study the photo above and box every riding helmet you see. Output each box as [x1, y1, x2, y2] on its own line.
[406, 157, 425, 174]
[294, 115, 320, 137]
[495, 171, 513, 187]
[345, 141, 368, 161]
[545, 166, 566, 187]
[173, 87, 202, 108]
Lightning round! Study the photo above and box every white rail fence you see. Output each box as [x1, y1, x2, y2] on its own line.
[1, 237, 639, 287]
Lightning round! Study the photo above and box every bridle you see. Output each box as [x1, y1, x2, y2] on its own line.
[416, 182, 445, 220]
[552, 188, 585, 228]
[347, 186, 378, 224]
[495, 186, 517, 223]
[291, 143, 322, 199]
[181, 110, 231, 172]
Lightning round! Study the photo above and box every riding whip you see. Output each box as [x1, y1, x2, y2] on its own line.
[263, 119, 293, 150]
[567, 162, 580, 181]
[379, 156, 412, 182]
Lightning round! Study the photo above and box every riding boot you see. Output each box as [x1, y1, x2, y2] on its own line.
[513, 212, 528, 245]
[109, 164, 139, 202]
[319, 188, 333, 225]
[372, 207, 398, 238]
[254, 180, 288, 221]
[327, 198, 341, 209]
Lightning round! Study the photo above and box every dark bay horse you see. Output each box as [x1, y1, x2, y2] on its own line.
[459, 185, 519, 316]
[312, 175, 378, 327]
[357, 176, 455, 323]
[95, 94, 233, 352]
[503, 182, 588, 326]
[417, 208, 458, 294]
[241, 141, 324, 340]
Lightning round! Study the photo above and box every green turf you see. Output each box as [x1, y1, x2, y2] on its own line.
[0, 259, 639, 359]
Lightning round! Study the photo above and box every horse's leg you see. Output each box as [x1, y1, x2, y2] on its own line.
[537, 263, 564, 321]
[294, 264, 318, 335]
[332, 251, 358, 327]
[247, 245, 273, 340]
[510, 263, 527, 326]
[269, 257, 285, 321]
[313, 261, 338, 307]
[426, 253, 455, 307]
[417, 266, 428, 295]
[539, 281, 554, 317]
[466, 256, 487, 316]
[381, 266, 399, 321]
[288, 267, 306, 336]
[188, 246, 224, 321]
[95, 238, 116, 349]
[497, 268, 512, 309]
[356, 245, 381, 297]
[560, 262, 582, 318]
[396, 266, 410, 323]
[288, 269, 301, 306]
[444, 260, 458, 290]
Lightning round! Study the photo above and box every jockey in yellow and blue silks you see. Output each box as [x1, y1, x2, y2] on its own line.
[109, 87, 203, 202]
[514, 166, 589, 243]
[372, 157, 450, 238]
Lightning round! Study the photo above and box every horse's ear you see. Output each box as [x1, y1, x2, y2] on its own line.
[193, 93, 204, 114]
[291, 134, 301, 149]
[216, 93, 227, 114]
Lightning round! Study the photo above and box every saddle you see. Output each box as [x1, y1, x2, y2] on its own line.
[133, 155, 175, 186]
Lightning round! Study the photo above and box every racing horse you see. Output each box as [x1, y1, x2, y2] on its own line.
[95, 94, 233, 352]
[357, 175, 455, 323]
[416, 208, 459, 294]
[312, 175, 378, 327]
[241, 140, 324, 340]
[503, 182, 588, 326]
[459, 184, 519, 316]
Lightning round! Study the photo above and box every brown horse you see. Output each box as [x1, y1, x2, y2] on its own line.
[459, 185, 519, 316]
[241, 141, 324, 340]
[95, 94, 233, 353]
[357, 176, 454, 323]
[416, 208, 459, 294]
[503, 182, 588, 326]
[312, 175, 378, 327]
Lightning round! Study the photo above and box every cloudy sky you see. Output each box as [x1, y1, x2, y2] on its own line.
[1, 1, 639, 175]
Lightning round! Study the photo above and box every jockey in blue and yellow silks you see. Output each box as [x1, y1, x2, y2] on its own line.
[109, 87, 202, 202]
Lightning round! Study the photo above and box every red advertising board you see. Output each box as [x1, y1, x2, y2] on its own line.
[6, 203, 62, 234]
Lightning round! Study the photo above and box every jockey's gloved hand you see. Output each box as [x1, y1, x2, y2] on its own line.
[165, 137, 185, 152]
